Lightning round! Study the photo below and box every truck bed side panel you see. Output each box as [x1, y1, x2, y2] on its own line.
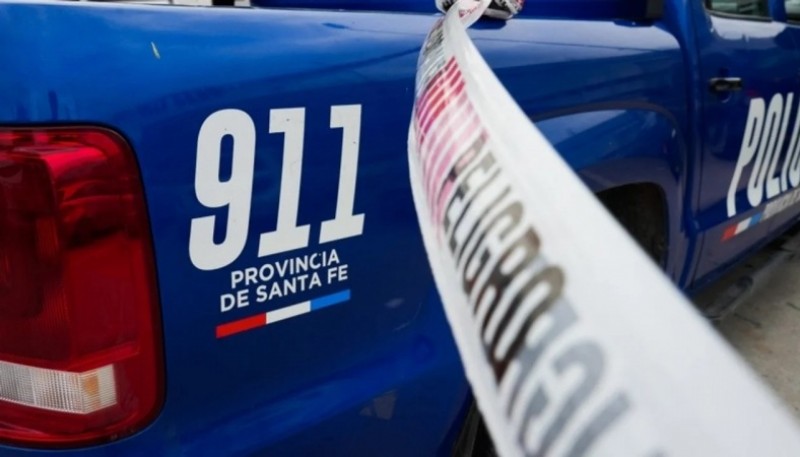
[0, 3, 685, 454]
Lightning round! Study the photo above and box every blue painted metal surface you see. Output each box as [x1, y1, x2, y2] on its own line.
[686, 0, 800, 289]
[1, 0, 800, 454]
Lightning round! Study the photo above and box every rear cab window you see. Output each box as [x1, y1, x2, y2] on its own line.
[788, 0, 800, 21]
[705, 0, 770, 18]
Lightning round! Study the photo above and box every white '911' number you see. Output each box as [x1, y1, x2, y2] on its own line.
[189, 105, 364, 271]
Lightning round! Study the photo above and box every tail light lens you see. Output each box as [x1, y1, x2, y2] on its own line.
[0, 128, 163, 447]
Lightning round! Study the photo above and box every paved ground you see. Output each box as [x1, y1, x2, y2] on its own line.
[695, 249, 800, 419]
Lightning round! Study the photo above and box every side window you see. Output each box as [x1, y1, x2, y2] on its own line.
[788, 0, 800, 21]
[706, 0, 769, 17]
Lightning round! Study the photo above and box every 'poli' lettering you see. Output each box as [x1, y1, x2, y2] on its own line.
[727, 98, 765, 217]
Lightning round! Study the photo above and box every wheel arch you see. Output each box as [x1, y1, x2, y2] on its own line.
[535, 106, 691, 281]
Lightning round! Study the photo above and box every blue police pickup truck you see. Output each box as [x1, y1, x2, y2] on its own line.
[1, 0, 799, 454]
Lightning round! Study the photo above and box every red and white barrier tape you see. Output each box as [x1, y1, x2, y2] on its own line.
[408, 1, 800, 456]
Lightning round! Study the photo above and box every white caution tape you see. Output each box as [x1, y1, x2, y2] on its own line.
[407, 1, 800, 456]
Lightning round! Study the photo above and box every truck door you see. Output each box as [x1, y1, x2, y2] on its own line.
[691, 0, 800, 283]
[762, 1, 800, 240]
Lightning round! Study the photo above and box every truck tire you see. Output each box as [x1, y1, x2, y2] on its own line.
[597, 184, 668, 267]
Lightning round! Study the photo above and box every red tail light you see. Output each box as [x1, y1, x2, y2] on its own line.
[0, 128, 163, 447]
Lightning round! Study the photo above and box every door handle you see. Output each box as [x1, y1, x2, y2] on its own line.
[709, 77, 743, 93]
